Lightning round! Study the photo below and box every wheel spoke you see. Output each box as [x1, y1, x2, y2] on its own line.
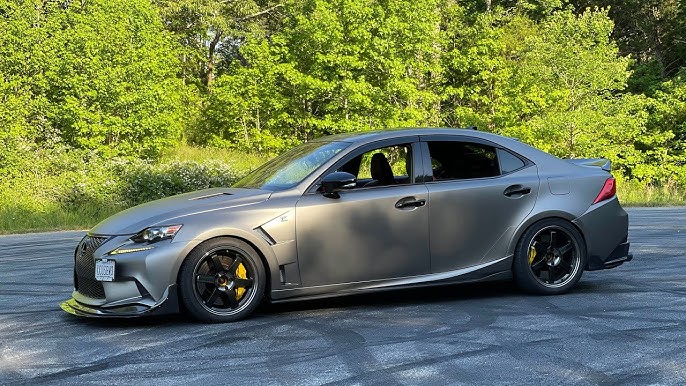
[530, 242, 546, 268]
[558, 258, 573, 274]
[210, 255, 224, 273]
[205, 288, 220, 306]
[228, 256, 244, 273]
[234, 278, 253, 289]
[558, 242, 573, 256]
[531, 258, 547, 270]
[196, 274, 215, 284]
[226, 290, 239, 308]
[548, 264, 557, 283]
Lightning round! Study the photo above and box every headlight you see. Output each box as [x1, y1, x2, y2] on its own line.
[130, 225, 182, 243]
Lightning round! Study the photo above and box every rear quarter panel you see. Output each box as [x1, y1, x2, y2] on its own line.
[504, 146, 611, 256]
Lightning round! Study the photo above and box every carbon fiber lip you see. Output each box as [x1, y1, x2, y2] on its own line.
[60, 298, 155, 318]
[60, 285, 179, 318]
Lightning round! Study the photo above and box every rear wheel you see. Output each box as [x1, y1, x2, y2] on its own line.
[513, 219, 586, 295]
[178, 238, 266, 323]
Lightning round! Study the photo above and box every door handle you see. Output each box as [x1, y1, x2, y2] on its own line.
[503, 185, 531, 197]
[395, 197, 426, 209]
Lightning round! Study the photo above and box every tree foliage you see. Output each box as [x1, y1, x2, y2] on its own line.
[0, 0, 185, 176]
[1, 0, 685, 186]
[198, 0, 444, 151]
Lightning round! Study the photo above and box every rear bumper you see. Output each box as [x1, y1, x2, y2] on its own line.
[586, 241, 633, 270]
[573, 197, 632, 271]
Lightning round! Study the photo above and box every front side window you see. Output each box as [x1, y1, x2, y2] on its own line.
[234, 141, 350, 191]
[427, 141, 500, 180]
[335, 144, 412, 188]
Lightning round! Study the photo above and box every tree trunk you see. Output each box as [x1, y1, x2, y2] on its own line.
[206, 31, 223, 90]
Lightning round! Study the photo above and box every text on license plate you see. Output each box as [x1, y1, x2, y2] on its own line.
[95, 259, 115, 282]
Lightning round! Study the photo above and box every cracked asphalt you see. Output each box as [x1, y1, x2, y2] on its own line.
[1, 207, 685, 385]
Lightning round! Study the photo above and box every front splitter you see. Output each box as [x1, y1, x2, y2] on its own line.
[60, 285, 179, 318]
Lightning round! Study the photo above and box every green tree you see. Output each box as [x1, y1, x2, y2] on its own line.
[200, 0, 443, 150]
[0, 0, 186, 162]
[274, 0, 442, 140]
[439, 6, 679, 182]
[198, 38, 292, 152]
[646, 73, 686, 183]
[155, 0, 283, 89]
[573, 0, 685, 81]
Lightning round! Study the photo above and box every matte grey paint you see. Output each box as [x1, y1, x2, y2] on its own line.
[61, 128, 631, 317]
[296, 184, 430, 286]
[425, 165, 539, 272]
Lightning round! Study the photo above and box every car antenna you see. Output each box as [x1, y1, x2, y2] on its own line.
[466, 125, 478, 130]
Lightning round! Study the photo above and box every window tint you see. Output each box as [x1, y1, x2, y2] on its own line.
[497, 148, 525, 174]
[427, 141, 500, 180]
[336, 144, 412, 188]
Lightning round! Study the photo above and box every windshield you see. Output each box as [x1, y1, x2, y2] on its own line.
[233, 141, 350, 191]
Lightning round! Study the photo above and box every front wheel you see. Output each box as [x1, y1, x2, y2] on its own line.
[178, 238, 266, 323]
[513, 219, 587, 295]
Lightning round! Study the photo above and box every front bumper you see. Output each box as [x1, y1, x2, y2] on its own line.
[61, 284, 179, 318]
[63, 233, 192, 319]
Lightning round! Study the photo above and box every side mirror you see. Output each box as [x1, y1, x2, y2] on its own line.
[320, 172, 356, 199]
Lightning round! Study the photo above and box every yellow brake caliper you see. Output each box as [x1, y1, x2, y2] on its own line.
[528, 245, 537, 265]
[235, 263, 248, 300]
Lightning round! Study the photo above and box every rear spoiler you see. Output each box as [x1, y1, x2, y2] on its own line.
[566, 158, 611, 172]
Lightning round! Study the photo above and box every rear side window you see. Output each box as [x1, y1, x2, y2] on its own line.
[427, 141, 500, 180]
[497, 148, 526, 174]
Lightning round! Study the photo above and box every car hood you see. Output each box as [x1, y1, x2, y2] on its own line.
[90, 188, 272, 235]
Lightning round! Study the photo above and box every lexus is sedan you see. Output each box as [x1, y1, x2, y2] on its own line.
[61, 128, 632, 322]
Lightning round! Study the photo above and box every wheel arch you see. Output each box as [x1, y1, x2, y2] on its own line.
[508, 211, 588, 260]
[173, 229, 278, 295]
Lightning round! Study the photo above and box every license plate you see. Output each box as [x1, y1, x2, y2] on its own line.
[95, 259, 115, 282]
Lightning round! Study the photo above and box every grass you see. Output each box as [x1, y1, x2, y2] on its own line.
[0, 145, 684, 235]
[0, 146, 269, 235]
[0, 201, 122, 234]
[617, 180, 686, 206]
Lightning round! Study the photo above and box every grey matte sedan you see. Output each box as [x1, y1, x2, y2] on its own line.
[61, 128, 632, 322]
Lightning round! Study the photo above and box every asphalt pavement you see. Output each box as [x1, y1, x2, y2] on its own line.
[0, 207, 685, 385]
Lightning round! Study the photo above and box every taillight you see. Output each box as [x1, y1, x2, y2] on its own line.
[593, 177, 616, 204]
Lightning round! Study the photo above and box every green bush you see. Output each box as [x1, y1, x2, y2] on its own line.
[0, 148, 261, 233]
[118, 160, 242, 205]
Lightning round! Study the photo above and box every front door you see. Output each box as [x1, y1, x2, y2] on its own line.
[295, 140, 430, 286]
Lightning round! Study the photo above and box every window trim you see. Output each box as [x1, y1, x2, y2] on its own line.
[304, 136, 422, 194]
[496, 147, 529, 175]
[418, 135, 533, 183]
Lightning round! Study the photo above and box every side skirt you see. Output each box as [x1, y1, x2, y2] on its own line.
[269, 255, 513, 303]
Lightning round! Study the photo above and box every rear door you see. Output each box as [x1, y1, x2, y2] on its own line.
[420, 136, 539, 273]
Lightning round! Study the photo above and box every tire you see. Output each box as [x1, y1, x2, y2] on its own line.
[512, 218, 587, 295]
[178, 237, 266, 323]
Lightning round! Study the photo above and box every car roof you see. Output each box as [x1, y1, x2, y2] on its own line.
[313, 127, 508, 144]
[311, 127, 572, 173]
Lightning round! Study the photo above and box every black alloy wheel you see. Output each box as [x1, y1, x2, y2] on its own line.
[513, 219, 587, 295]
[179, 238, 265, 322]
